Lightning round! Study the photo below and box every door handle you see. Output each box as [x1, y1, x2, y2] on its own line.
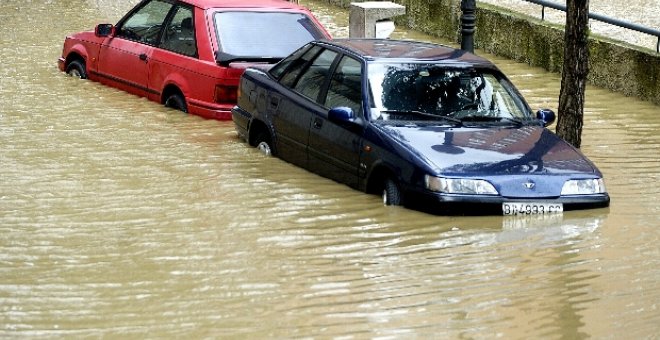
[313, 117, 323, 129]
[139, 53, 148, 61]
[269, 97, 280, 109]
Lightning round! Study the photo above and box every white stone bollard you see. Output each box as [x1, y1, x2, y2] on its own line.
[349, 2, 406, 39]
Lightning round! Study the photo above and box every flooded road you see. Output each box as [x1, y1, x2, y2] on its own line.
[1, 0, 659, 338]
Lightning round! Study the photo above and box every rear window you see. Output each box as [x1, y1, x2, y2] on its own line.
[214, 11, 325, 58]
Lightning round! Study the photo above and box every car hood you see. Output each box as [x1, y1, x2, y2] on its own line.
[67, 30, 104, 43]
[376, 124, 599, 176]
[375, 124, 602, 198]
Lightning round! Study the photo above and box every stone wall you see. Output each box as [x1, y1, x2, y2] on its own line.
[319, 0, 660, 105]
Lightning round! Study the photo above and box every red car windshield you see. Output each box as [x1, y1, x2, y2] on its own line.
[214, 11, 326, 59]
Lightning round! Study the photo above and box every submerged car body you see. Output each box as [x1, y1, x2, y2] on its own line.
[58, 0, 330, 120]
[232, 39, 610, 215]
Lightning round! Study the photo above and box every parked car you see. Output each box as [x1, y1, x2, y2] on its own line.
[58, 0, 331, 120]
[232, 39, 610, 215]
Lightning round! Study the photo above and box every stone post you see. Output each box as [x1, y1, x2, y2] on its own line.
[349, 2, 406, 38]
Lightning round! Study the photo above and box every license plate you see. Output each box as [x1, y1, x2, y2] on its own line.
[502, 202, 563, 215]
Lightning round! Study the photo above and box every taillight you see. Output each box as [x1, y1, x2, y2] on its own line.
[214, 85, 238, 104]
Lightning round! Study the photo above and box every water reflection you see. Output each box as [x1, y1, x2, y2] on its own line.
[256, 209, 609, 338]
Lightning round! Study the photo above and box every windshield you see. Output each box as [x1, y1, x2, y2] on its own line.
[367, 63, 530, 122]
[214, 11, 325, 58]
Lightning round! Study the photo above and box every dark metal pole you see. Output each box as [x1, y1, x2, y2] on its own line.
[461, 0, 476, 53]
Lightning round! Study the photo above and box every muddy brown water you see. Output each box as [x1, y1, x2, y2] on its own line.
[1, 0, 658, 338]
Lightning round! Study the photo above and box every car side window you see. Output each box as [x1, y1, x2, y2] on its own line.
[160, 5, 197, 57]
[293, 49, 338, 102]
[279, 46, 322, 88]
[270, 44, 312, 80]
[117, 0, 173, 45]
[324, 56, 363, 113]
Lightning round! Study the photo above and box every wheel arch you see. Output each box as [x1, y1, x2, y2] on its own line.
[161, 83, 185, 105]
[62, 38, 93, 67]
[247, 119, 272, 147]
[64, 51, 86, 69]
[365, 163, 399, 196]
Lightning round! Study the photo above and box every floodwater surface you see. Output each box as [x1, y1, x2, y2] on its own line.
[1, 0, 659, 338]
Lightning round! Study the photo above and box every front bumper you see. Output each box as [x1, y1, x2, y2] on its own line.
[405, 188, 610, 215]
[57, 57, 66, 72]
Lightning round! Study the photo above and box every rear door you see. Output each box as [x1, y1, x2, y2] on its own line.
[97, 0, 174, 97]
[148, 4, 200, 103]
[268, 47, 338, 168]
[308, 55, 365, 188]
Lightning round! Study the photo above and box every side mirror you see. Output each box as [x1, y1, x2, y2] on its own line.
[328, 107, 365, 129]
[328, 106, 355, 123]
[95, 24, 114, 37]
[536, 109, 556, 127]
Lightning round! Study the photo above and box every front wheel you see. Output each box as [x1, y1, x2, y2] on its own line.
[383, 178, 402, 206]
[164, 93, 188, 113]
[66, 60, 87, 79]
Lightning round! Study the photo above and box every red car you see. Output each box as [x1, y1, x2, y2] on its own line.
[58, 0, 331, 120]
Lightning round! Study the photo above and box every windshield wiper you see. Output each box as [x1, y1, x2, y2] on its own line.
[381, 110, 462, 125]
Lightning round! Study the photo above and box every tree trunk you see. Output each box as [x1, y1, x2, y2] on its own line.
[557, 0, 590, 148]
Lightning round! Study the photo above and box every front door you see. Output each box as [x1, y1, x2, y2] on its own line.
[97, 0, 174, 98]
[308, 56, 364, 188]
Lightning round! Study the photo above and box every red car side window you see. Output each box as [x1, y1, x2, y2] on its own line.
[160, 5, 197, 57]
[117, 0, 173, 45]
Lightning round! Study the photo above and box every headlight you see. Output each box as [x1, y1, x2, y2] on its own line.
[561, 178, 607, 195]
[425, 175, 498, 195]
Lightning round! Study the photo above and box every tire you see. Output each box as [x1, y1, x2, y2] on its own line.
[164, 93, 188, 113]
[66, 60, 87, 79]
[254, 131, 274, 156]
[383, 178, 402, 206]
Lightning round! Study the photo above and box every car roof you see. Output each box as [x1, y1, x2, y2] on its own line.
[181, 0, 310, 11]
[320, 39, 494, 66]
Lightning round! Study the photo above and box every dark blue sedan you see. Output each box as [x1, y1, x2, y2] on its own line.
[231, 39, 610, 215]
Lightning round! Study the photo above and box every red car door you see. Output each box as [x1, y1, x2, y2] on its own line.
[97, 0, 174, 98]
[147, 4, 203, 106]
[98, 39, 152, 97]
